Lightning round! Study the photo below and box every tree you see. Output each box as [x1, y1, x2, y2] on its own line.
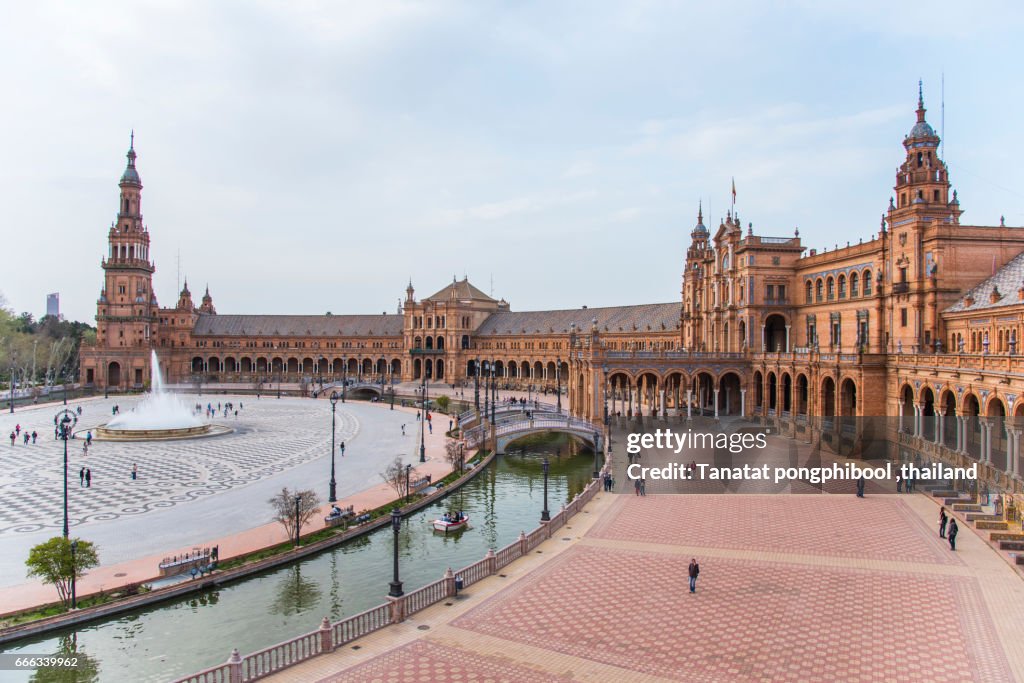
[381, 456, 415, 498]
[25, 537, 99, 608]
[268, 487, 321, 545]
[445, 438, 465, 473]
[435, 394, 451, 413]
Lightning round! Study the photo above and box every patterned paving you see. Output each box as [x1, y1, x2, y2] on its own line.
[587, 495, 959, 565]
[0, 398, 358, 534]
[452, 543, 1009, 682]
[317, 640, 573, 683]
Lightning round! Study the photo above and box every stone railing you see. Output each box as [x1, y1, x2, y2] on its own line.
[172, 475, 604, 683]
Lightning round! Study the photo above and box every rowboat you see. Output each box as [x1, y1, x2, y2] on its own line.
[432, 515, 469, 533]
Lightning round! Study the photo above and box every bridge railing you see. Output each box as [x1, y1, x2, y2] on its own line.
[173, 475, 605, 683]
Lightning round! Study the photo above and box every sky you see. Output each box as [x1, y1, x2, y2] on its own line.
[2, 1, 1023, 324]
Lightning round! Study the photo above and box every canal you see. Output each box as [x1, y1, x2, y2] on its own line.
[1, 437, 594, 682]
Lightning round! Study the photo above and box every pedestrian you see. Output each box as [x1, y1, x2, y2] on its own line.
[85, 468, 92, 488]
[938, 507, 948, 538]
[23, 432, 29, 445]
[856, 475, 865, 498]
[688, 558, 700, 593]
[640, 477, 646, 496]
[131, 463, 137, 480]
[31, 431, 37, 444]
[449, 419, 453, 432]
[79, 467, 85, 486]
[634, 477, 641, 496]
[76, 405, 82, 416]
[401, 424, 406, 436]
[9, 432, 15, 446]
[15, 424, 21, 436]
[86, 431, 93, 446]
[948, 518, 958, 551]
[428, 422, 433, 434]
[896, 475, 903, 493]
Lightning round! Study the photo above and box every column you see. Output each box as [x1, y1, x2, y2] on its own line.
[1005, 426, 1016, 476]
[785, 325, 791, 353]
[914, 404, 922, 438]
[659, 389, 666, 417]
[740, 389, 746, 417]
[761, 325, 767, 352]
[898, 402, 904, 433]
[935, 412, 944, 446]
[686, 389, 692, 419]
[713, 389, 720, 419]
[724, 387, 731, 416]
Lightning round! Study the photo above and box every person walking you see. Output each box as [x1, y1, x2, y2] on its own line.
[31, 431, 37, 444]
[131, 463, 138, 480]
[401, 424, 406, 436]
[948, 517, 958, 551]
[23, 432, 29, 445]
[428, 422, 433, 434]
[79, 467, 85, 486]
[938, 507, 948, 538]
[85, 468, 92, 488]
[9, 432, 15, 446]
[639, 477, 647, 496]
[15, 424, 20, 437]
[688, 558, 700, 593]
[634, 477, 641, 496]
[856, 475, 865, 498]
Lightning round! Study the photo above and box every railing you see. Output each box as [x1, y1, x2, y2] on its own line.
[241, 631, 321, 681]
[174, 475, 605, 683]
[331, 604, 391, 647]
[892, 282, 910, 294]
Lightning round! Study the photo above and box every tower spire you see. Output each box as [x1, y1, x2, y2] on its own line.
[916, 79, 926, 123]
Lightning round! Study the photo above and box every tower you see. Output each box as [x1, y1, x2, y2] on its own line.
[891, 81, 960, 221]
[90, 134, 158, 389]
[682, 203, 711, 349]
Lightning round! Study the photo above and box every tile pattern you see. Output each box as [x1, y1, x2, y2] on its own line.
[588, 494, 960, 565]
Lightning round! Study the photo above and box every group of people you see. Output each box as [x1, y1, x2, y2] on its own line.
[441, 510, 465, 523]
[9, 424, 38, 445]
[938, 507, 959, 550]
[196, 401, 242, 418]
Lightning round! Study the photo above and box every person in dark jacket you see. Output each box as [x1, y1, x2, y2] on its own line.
[948, 518, 958, 551]
[938, 507, 948, 538]
[688, 558, 700, 593]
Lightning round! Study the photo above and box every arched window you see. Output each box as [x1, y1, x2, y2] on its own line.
[826, 277, 835, 300]
[850, 272, 859, 297]
[805, 280, 813, 304]
[815, 279, 823, 302]
[838, 274, 846, 299]
[863, 270, 873, 295]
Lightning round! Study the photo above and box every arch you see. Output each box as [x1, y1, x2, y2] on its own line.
[425, 337, 433, 350]
[546, 361, 556, 381]
[256, 357, 268, 373]
[108, 361, 122, 387]
[533, 361, 543, 381]
[413, 358, 422, 380]
[360, 358, 371, 375]
[461, 334, 470, 350]
[962, 393, 981, 460]
[781, 372, 793, 413]
[694, 371, 715, 416]
[900, 384, 914, 432]
[208, 357, 222, 373]
[850, 271, 859, 297]
[425, 358, 434, 380]
[240, 357, 253, 373]
[346, 358, 358, 374]
[863, 269, 873, 295]
[738, 319, 747, 349]
[821, 377, 836, 419]
[815, 278, 824, 302]
[921, 386, 936, 440]
[826, 276, 835, 300]
[764, 314, 787, 352]
[390, 359, 401, 376]
[224, 357, 237, 373]
[316, 357, 328, 375]
[413, 336, 422, 350]
[839, 377, 856, 416]
[795, 374, 809, 415]
[191, 356, 204, 373]
[436, 359, 445, 380]
[521, 360, 531, 378]
[494, 360, 505, 377]
[436, 336, 445, 350]
[375, 358, 387, 375]
[941, 389, 957, 448]
[285, 357, 298, 374]
[302, 357, 314, 374]
[987, 396, 1007, 471]
[837, 274, 847, 299]
[636, 371, 661, 416]
[753, 370, 763, 410]
[767, 372, 778, 412]
[466, 360, 475, 377]
[805, 280, 813, 304]
[272, 357, 284, 373]
[719, 371, 742, 415]
[508, 362, 519, 379]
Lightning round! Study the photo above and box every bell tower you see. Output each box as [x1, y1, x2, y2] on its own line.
[92, 133, 158, 388]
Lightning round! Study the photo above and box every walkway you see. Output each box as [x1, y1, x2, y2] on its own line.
[262, 444, 1024, 682]
[0, 396, 455, 616]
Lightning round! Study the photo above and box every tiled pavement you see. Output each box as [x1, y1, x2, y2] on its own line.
[266, 487, 1024, 683]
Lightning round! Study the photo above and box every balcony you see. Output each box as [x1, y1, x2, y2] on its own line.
[763, 298, 789, 306]
[893, 282, 910, 294]
[409, 348, 444, 355]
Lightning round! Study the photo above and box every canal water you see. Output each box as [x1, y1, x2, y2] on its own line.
[1, 438, 594, 683]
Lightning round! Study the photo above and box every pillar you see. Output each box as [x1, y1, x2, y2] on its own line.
[740, 388, 746, 417]
[659, 389, 666, 417]
[686, 389, 692, 419]
[785, 325, 791, 353]
[761, 325, 766, 352]
[713, 389, 720, 419]
[898, 401, 904, 433]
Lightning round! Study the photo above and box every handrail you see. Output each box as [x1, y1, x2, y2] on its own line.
[331, 604, 391, 647]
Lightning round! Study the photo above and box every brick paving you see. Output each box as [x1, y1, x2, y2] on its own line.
[266, 447, 1024, 683]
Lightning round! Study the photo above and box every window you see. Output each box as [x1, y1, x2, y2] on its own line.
[766, 285, 775, 301]
[816, 279, 823, 302]
[900, 308, 908, 327]
[899, 267, 908, 283]
[778, 285, 786, 301]
[805, 281, 813, 304]
[850, 272, 859, 297]
[838, 275, 846, 299]
[863, 270, 873, 295]
[826, 277, 835, 300]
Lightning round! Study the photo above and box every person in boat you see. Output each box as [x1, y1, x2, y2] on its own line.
[442, 512, 451, 523]
[457, 510, 465, 522]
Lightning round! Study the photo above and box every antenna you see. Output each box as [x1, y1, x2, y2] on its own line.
[941, 72, 945, 161]
[176, 248, 181, 295]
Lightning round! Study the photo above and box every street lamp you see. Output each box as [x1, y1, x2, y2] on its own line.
[294, 493, 301, 547]
[541, 457, 550, 521]
[602, 363, 609, 427]
[473, 358, 480, 412]
[70, 539, 78, 609]
[491, 360, 497, 424]
[9, 354, 16, 413]
[317, 355, 324, 390]
[556, 357, 562, 413]
[419, 370, 427, 463]
[388, 508, 403, 597]
[390, 368, 395, 410]
[405, 463, 412, 504]
[458, 442, 465, 474]
[56, 409, 77, 538]
[341, 356, 347, 402]
[481, 361, 489, 419]
[593, 431, 601, 478]
[329, 391, 339, 502]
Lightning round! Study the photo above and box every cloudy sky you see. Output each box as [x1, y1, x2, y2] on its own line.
[2, 1, 1023, 323]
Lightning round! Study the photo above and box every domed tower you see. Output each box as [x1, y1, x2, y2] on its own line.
[85, 133, 158, 390]
[891, 81, 960, 221]
[682, 203, 711, 349]
[199, 285, 216, 314]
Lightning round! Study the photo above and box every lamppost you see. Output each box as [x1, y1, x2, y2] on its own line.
[329, 391, 339, 502]
[557, 358, 565, 411]
[388, 508, 403, 597]
[56, 408, 77, 538]
[593, 430, 601, 478]
[602, 363, 609, 427]
[458, 442, 465, 473]
[405, 463, 412, 504]
[473, 358, 480, 412]
[293, 493, 301, 547]
[317, 355, 324, 391]
[70, 539, 78, 609]
[420, 372, 427, 463]
[490, 361, 497, 425]
[541, 457, 550, 521]
[9, 354, 16, 413]
[481, 361, 489, 420]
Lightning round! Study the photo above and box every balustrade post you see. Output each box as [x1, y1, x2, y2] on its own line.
[318, 616, 333, 653]
[227, 648, 242, 683]
[387, 594, 406, 623]
[444, 567, 456, 597]
[518, 530, 528, 557]
[486, 548, 497, 575]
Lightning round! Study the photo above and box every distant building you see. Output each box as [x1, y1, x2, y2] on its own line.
[46, 293, 59, 319]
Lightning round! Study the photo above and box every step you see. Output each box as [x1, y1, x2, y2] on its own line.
[1016, 555, 1024, 566]
[931, 490, 959, 498]
[965, 513, 1000, 523]
[952, 504, 983, 513]
[943, 497, 969, 506]
[975, 520, 1009, 531]
[990, 532, 1024, 543]
[999, 540, 1024, 552]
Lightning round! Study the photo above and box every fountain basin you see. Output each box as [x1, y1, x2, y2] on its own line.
[94, 423, 233, 441]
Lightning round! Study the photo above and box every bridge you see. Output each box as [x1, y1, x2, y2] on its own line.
[464, 412, 602, 455]
[458, 400, 560, 427]
[312, 380, 392, 399]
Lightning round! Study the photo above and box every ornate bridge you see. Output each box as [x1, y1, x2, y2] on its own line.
[312, 381, 391, 399]
[464, 412, 602, 455]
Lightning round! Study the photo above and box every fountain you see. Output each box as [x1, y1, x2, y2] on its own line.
[95, 351, 225, 441]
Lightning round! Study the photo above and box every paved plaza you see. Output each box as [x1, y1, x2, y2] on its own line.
[266, 479, 1024, 682]
[0, 393, 443, 594]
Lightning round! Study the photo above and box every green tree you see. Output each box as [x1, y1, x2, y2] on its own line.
[25, 537, 99, 608]
[435, 394, 451, 413]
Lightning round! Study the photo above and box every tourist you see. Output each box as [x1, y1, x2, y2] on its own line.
[76, 406, 82, 416]
[86, 431, 92, 446]
[688, 558, 700, 593]
[640, 477, 646, 496]
[449, 419, 453, 432]
[856, 475, 865, 498]
[401, 424, 405, 436]
[939, 507, 948, 538]
[31, 431, 37, 444]
[23, 432, 29, 445]
[85, 468, 92, 488]
[428, 422, 432, 434]
[895, 474, 902, 493]
[79, 467, 85, 486]
[948, 518, 959, 551]
[9, 431, 15, 446]
[131, 463, 138, 480]
[15, 424, 20, 437]
[82, 441, 89, 455]
[634, 477, 641, 496]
